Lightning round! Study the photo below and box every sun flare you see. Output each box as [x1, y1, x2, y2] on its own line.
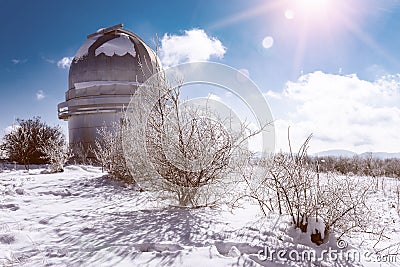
[290, 0, 333, 19]
[298, 0, 330, 10]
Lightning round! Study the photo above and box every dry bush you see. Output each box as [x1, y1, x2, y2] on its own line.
[93, 122, 134, 184]
[314, 175, 370, 240]
[122, 70, 264, 207]
[244, 131, 371, 245]
[2, 117, 66, 170]
[264, 135, 316, 232]
[40, 136, 72, 173]
[312, 154, 400, 178]
[70, 142, 92, 165]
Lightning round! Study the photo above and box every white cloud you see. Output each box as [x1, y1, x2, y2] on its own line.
[11, 59, 26, 64]
[160, 29, 226, 67]
[207, 93, 222, 102]
[236, 68, 250, 83]
[238, 68, 249, 78]
[43, 57, 56, 64]
[267, 71, 400, 153]
[57, 57, 73, 69]
[4, 125, 18, 135]
[36, 90, 45, 100]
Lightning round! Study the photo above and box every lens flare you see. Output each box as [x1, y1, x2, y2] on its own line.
[262, 36, 274, 49]
[284, 9, 295, 19]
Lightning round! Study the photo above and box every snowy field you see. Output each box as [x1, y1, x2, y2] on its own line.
[0, 165, 399, 266]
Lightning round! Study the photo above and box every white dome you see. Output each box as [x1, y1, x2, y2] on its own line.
[57, 24, 160, 152]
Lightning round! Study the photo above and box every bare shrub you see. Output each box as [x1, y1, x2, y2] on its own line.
[396, 178, 400, 215]
[70, 142, 92, 165]
[1, 117, 65, 170]
[247, 131, 371, 245]
[93, 122, 134, 184]
[232, 158, 274, 215]
[314, 175, 370, 240]
[265, 134, 316, 232]
[40, 135, 71, 173]
[123, 69, 265, 207]
[312, 154, 400, 178]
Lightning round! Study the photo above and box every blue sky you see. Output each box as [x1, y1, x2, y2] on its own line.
[1, 0, 400, 153]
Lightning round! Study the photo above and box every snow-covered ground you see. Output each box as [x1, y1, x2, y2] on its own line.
[0, 165, 399, 266]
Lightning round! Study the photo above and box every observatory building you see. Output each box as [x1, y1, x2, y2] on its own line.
[58, 24, 158, 151]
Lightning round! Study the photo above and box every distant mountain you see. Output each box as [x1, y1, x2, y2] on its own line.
[359, 152, 400, 159]
[313, 150, 357, 158]
[313, 150, 400, 159]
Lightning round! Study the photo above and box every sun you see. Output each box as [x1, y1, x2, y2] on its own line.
[298, 0, 330, 10]
[289, 0, 333, 19]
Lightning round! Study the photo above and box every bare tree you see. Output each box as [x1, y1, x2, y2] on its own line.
[2, 117, 65, 170]
[122, 69, 266, 207]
